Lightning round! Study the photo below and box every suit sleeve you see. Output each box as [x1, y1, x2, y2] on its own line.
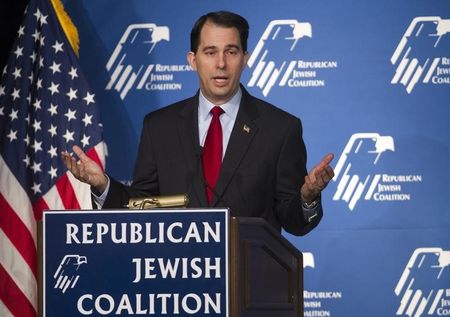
[274, 117, 323, 236]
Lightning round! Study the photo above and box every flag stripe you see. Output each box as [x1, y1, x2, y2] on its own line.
[41, 184, 66, 211]
[32, 197, 50, 224]
[0, 299, 14, 317]
[0, 230, 37, 314]
[55, 174, 81, 209]
[0, 196, 37, 277]
[0, 157, 37, 243]
[67, 171, 92, 209]
[0, 265, 36, 317]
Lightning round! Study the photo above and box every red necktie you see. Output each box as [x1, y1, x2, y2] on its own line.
[202, 106, 224, 205]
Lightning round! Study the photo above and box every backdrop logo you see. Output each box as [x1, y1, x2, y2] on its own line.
[332, 133, 423, 211]
[303, 252, 343, 316]
[303, 252, 315, 269]
[247, 19, 338, 96]
[333, 133, 395, 211]
[53, 255, 87, 293]
[391, 17, 450, 93]
[395, 248, 450, 316]
[105, 24, 192, 99]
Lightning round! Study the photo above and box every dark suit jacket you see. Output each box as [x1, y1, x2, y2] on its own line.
[104, 87, 322, 236]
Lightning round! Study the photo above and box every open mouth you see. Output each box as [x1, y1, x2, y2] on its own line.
[213, 76, 229, 85]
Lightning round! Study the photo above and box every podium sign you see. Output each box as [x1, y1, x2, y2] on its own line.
[41, 209, 229, 316]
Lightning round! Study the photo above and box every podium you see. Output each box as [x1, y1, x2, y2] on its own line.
[230, 217, 303, 317]
[39, 209, 303, 316]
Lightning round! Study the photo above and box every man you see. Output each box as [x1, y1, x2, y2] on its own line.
[62, 11, 334, 236]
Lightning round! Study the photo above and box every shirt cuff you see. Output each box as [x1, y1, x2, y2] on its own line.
[302, 204, 319, 223]
[91, 175, 110, 209]
[300, 195, 320, 223]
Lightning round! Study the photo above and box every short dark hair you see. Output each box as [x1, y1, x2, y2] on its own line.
[190, 11, 249, 53]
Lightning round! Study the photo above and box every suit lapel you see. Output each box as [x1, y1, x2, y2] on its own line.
[212, 89, 259, 206]
[177, 94, 208, 206]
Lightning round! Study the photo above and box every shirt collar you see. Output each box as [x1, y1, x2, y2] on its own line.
[198, 88, 242, 121]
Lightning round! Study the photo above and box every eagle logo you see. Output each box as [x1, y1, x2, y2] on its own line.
[332, 133, 395, 211]
[395, 248, 450, 316]
[247, 19, 312, 96]
[105, 23, 170, 99]
[53, 254, 87, 293]
[391, 17, 450, 93]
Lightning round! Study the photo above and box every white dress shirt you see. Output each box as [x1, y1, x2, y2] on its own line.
[198, 88, 241, 158]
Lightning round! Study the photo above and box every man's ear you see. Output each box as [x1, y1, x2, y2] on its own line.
[187, 51, 197, 71]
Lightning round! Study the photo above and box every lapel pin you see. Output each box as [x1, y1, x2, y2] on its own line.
[243, 124, 250, 134]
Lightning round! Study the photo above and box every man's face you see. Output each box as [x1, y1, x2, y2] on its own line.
[187, 22, 248, 105]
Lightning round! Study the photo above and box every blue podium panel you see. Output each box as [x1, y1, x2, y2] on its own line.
[42, 209, 229, 317]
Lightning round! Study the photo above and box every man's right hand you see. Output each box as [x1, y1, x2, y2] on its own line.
[61, 145, 108, 194]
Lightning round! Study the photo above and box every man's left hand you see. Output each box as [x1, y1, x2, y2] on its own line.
[301, 153, 335, 203]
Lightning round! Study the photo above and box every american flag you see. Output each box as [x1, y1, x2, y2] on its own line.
[0, 0, 105, 316]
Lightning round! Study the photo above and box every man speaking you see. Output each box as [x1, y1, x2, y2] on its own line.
[62, 11, 334, 236]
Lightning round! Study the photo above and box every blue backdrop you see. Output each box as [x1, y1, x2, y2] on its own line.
[64, 1, 450, 316]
